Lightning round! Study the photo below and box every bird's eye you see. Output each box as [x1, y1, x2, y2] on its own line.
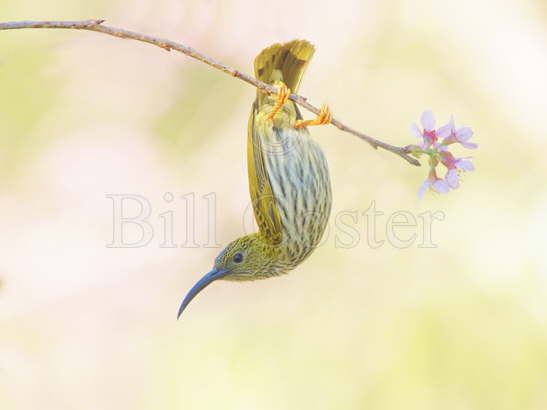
[232, 253, 243, 263]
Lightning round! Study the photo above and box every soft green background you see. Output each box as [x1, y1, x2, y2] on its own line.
[1, 1, 547, 409]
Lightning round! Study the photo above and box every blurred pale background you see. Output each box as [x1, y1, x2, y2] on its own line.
[1, 0, 547, 409]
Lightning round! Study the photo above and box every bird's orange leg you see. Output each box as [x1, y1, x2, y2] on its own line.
[267, 82, 291, 121]
[294, 104, 332, 129]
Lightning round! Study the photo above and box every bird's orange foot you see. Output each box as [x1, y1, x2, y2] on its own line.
[294, 104, 332, 129]
[267, 82, 291, 121]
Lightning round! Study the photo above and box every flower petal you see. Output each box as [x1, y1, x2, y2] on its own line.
[461, 141, 478, 149]
[410, 122, 422, 138]
[456, 159, 475, 171]
[433, 179, 449, 194]
[417, 179, 432, 198]
[456, 126, 473, 141]
[421, 110, 436, 131]
[446, 169, 460, 188]
[436, 123, 451, 139]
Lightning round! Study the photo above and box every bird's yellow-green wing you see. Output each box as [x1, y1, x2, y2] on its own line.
[246, 40, 315, 245]
[247, 102, 283, 245]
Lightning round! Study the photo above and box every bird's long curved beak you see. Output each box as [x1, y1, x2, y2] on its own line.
[177, 268, 229, 319]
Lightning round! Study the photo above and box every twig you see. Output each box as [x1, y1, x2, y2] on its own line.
[0, 19, 420, 166]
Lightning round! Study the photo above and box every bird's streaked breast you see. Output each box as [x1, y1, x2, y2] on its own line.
[262, 125, 332, 268]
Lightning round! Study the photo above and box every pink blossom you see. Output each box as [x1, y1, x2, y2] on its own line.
[417, 168, 450, 198]
[440, 151, 475, 172]
[440, 151, 457, 169]
[410, 111, 477, 198]
[410, 110, 447, 146]
[442, 117, 478, 149]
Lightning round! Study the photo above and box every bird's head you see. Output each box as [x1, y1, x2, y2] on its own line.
[177, 233, 278, 318]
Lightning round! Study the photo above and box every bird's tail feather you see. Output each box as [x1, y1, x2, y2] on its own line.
[253, 40, 315, 105]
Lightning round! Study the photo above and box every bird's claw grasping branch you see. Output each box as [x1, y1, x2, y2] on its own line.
[0, 19, 420, 166]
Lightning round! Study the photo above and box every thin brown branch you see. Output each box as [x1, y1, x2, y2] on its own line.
[0, 19, 420, 166]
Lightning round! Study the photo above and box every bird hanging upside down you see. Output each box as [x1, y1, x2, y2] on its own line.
[178, 40, 332, 318]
